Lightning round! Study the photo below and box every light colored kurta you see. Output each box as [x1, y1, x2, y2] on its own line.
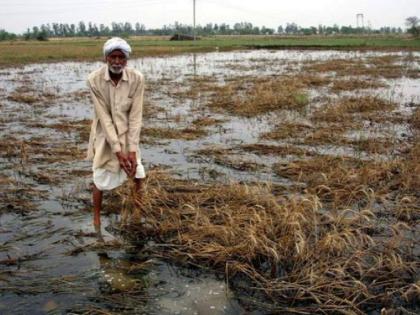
[86, 65, 145, 173]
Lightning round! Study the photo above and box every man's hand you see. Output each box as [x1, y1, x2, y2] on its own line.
[127, 152, 137, 178]
[116, 152, 131, 176]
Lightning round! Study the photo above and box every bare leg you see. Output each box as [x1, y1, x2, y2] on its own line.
[93, 184, 103, 227]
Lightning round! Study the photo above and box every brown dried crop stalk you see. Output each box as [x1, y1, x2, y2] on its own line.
[410, 107, 420, 131]
[303, 58, 367, 75]
[119, 170, 418, 314]
[273, 155, 413, 210]
[330, 78, 386, 92]
[392, 135, 420, 221]
[312, 96, 396, 123]
[208, 77, 309, 116]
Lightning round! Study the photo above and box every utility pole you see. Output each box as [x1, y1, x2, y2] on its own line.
[193, 0, 196, 41]
[356, 13, 364, 29]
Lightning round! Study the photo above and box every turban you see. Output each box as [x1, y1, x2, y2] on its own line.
[103, 37, 132, 58]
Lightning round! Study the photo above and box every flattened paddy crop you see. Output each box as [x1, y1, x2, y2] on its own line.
[0, 49, 419, 314]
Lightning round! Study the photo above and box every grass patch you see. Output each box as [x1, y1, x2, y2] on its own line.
[142, 126, 208, 141]
[275, 157, 373, 207]
[342, 137, 398, 154]
[28, 119, 91, 141]
[312, 96, 396, 123]
[2, 35, 419, 67]
[7, 93, 42, 104]
[331, 78, 386, 92]
[192, 116, 226, 127]
[304, 55, 419, 79]
[274, 147, 419, 209]
[304, 58, 367, 75]
[213, 156, 262, 171]
[208, 77, 310, 117]
[410, 107, 420, 130]
[260, 121, 313, 140]
[240, 143, 314, 157]
[303, 125, 350, 145]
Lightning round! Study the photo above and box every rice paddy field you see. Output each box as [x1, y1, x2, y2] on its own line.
[0, 48, 419, 314]
[1, 35, 420, 67]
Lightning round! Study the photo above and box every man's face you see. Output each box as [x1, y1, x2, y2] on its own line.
[106, 50, 127, 74]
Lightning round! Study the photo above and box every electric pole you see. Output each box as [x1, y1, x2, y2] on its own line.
[356, 13, 364, 29]
[193, 0, 196, 41]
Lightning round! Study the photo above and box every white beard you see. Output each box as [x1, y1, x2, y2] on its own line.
[108, 64, 124, 74]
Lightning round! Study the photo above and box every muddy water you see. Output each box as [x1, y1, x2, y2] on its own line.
[1, 49, 419, 314]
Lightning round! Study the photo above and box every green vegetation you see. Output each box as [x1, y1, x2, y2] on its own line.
[0, 29, 17, 41]
[0, 35, 419, 67]
[9, 20, 407, 39]
[406, 16, 420, 37]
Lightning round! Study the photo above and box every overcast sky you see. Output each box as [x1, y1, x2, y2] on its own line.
[0, 0, 418, 33]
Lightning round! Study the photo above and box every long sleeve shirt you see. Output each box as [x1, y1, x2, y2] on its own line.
[86, 65, 145, 173]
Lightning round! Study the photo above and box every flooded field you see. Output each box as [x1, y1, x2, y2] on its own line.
[0, 49, 419, 314]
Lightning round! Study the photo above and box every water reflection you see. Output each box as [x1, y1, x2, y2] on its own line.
[0, 49, 419, 314]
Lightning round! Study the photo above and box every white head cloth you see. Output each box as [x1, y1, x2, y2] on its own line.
[103, 37, 132, 58]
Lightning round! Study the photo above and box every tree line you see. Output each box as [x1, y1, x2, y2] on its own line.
[1, 18, 419, 41]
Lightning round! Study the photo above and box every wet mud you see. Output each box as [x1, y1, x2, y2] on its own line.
[0, 49, 419, 314]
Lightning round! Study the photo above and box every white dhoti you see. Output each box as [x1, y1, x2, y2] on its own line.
[93, 157, 146, 191]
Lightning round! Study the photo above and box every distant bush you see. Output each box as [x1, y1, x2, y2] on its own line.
[1, 19, 413, 40]
[36, 31, 49, 41]
[0, 29, 17, 41]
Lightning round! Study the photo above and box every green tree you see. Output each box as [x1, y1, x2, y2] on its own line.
[285, 23, 298, 34]
[406, 16, 419, 37]
[78, 21, 86, 36]
[36, 30, 49, 41]
[0, 29, 17, 40]
[135, 22, 145, 35]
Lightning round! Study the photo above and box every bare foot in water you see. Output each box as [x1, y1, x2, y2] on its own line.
[94, 224, 104, 243]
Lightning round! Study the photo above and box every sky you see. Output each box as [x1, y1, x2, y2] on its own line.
[0, 0, 419, 34]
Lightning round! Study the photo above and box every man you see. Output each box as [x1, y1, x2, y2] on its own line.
[86, 37, 146, 227]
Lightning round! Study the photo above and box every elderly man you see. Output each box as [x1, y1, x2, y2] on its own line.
[86, 37, 145, 227]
